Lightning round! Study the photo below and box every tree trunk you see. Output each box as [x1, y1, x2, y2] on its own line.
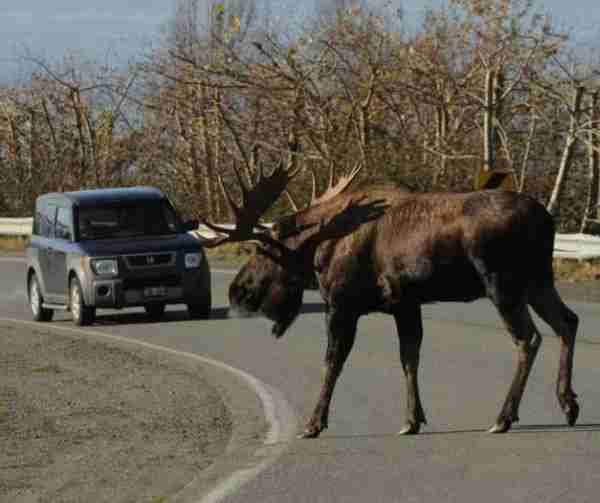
[199, 84, 215, 219]
[483, 69, 496, 173]
[71, 90, 90, 187]
[432, 97, 449, 187]
[493, 70, 505, 167]
[40, 97, 61, 191]
[358, 71, 377, 172]
[518, 112, 537, 192]
[8, 115, 23, 211]
[547, 85, 585, 216]
[581, 91, 600, 233]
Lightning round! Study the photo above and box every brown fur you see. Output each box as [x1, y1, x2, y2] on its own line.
[228, 188, 580, 437]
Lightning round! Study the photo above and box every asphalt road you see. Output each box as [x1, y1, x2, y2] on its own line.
[2, 256, 600, 503]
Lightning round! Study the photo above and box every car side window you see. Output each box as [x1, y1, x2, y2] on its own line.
[34, 201, 56, 238]
[55, 207, 73, 241]
[162, 203, 179, 233]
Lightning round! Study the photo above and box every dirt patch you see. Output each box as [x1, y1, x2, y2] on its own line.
[0, 323, 232, 503]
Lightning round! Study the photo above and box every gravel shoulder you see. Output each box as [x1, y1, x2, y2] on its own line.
[0, 322, 234, 503]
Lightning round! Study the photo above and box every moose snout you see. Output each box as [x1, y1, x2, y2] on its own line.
[228, 282, 261, 318]
[227, 305, 258, 319]
[229, 282, 247, 305]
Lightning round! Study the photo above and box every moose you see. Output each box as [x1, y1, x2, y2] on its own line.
[201, 160, 580, 438]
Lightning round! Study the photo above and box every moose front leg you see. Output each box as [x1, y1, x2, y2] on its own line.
[298, 309, 358, 439]
[394, 304, 427, 435]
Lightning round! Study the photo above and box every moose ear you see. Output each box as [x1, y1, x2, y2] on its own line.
[313, 197, 390, 241]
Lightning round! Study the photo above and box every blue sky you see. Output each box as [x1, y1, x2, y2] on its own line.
[1, 0, 598, 82]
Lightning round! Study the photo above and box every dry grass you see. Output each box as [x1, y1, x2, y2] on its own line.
[204, 242, 254, 265]
[0, 236, 29, 252]
[554, 258, 600, 282]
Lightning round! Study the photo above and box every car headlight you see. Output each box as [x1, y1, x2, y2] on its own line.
[91, 259, 119, 276]
[184, 252, 203, 269]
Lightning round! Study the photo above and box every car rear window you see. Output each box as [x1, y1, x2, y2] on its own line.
[77, 201, 179, 240]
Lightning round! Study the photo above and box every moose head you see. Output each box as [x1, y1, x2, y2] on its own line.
[200, 159, 387, 338]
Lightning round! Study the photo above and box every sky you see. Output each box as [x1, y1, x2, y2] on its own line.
[1, 0, 599, 82]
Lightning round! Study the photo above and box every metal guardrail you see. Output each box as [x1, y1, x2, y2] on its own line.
[2, 217, 600, 260]
[0, 217, 34, 237]
[0, 218, 223, 240]
[552, 233, 600, 260]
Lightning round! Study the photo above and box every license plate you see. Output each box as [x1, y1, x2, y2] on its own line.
[144, 286, 166, 298]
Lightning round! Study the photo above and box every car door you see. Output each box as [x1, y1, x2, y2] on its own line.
[35, 200, 56, 298]
[46, 205, 72, 302]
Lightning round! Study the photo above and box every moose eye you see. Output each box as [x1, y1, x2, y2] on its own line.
[274, 216, 297, 239]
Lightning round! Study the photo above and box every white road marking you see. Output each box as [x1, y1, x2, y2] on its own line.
[0, 315, 297, 503]
[0, 257, 26, 262]
[211, 268, 238, 275]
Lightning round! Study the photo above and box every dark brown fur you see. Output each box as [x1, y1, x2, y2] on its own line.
[229, 188, 580, 437]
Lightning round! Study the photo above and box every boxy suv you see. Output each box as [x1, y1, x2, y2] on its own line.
[25, 187, 211, 325]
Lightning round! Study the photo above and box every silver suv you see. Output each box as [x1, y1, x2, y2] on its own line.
[25, 187, 211, 325]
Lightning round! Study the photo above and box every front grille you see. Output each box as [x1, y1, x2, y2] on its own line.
[125, 252, 175, 268]
[122, 275, 181, 290]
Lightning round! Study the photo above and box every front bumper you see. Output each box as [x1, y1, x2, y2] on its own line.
[90, 267, 209, 309]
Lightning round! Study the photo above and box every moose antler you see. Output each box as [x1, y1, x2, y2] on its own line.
[200, 159, 302, 247]
[310, 161, 363, 207]
[284, 161, 364, 212]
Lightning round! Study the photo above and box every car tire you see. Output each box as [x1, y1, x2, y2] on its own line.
[70, 276, 95, 326]
[28, 274, 53, 322]
[187, 293, 212, 320]
[144, 303, 166, 320]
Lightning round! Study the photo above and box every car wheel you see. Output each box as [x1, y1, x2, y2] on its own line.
[70, 276, 95, 326]
[29, 274, 53, 322]
[187, 293, 212, 320]
[144, 303, 166, 320]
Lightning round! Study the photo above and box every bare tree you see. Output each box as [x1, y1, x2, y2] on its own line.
[580, 90, 600, 233]
[546, 83, 585, 216]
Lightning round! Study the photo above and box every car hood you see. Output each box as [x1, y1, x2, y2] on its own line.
[78, 233, 203, 257]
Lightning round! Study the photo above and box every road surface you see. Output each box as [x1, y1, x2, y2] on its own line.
[2, 256, 600, 502]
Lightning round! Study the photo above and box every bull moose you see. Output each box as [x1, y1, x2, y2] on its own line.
[201, 160, 579, 438]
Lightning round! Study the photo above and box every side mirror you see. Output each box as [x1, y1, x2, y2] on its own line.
[181, 219, 199, 232]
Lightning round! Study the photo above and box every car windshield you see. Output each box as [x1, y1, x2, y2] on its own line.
[78, 201, 180, 240]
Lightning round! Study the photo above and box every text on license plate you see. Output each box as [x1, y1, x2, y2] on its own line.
[144, 286, 166, 297]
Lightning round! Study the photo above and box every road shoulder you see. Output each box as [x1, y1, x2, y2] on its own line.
[0, 320, 270, 503]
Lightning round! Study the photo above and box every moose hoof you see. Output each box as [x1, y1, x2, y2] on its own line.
[488, 420, 512, 434]
[565, 401, 580, 427]
[297, 428, 322, 439]
[397, 422, 421, 435]
[297, 422, 325, 439]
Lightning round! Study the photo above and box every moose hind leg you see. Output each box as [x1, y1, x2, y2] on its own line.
[529, 286, 580, 426]
[489, 301, 542, 433]
[394, 304, 427, 435]
[298, 310, 358, 439]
